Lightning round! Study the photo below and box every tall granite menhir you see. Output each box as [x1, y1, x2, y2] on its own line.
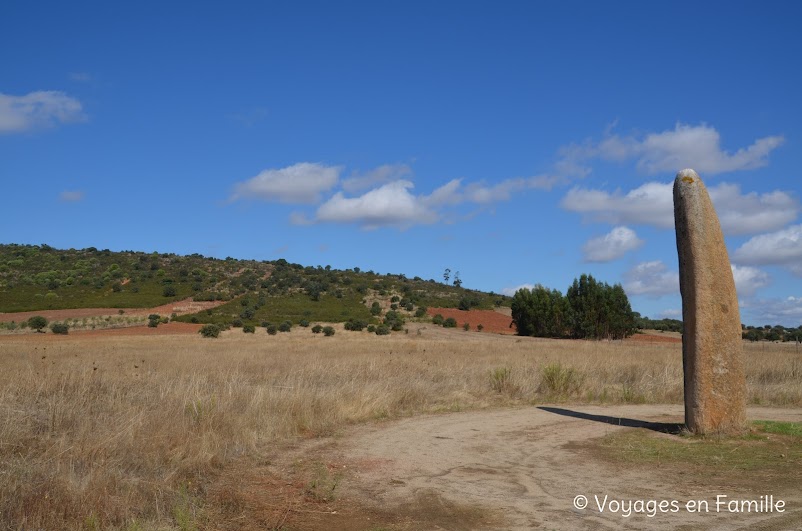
[673, 169, 746, 435]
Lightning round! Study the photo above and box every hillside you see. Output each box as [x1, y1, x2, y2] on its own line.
[0, 244, 510, 326]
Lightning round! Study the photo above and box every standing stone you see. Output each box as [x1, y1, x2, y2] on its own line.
[673, 169, 746, 435]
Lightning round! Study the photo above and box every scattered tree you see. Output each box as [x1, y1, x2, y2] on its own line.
[27, 316, 48, 332]
[199, 324, 221, 338]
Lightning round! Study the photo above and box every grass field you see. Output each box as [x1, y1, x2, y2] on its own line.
[0, 330, 800, 529]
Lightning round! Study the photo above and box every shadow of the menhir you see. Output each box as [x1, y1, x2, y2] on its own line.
[537, 407, 685, 435]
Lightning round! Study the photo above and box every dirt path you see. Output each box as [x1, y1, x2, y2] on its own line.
[299, 405, 802, 530]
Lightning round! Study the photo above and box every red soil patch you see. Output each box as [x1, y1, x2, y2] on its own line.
[427, 307, 516, 335]
[0, 297, 226, 323]
[0, 322, 203, 341]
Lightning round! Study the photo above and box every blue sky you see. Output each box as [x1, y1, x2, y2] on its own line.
[2, 1, 802, 326]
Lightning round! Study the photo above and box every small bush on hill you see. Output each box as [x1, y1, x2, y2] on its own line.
[311, 324, 323, 334]
[375, 325, 390, 335]
[279, 320, 292, 332]
[163, 285, 176, 297]
[50, 323, 69, 335]
[443, 317, 457, 328]
[432, 314, 444, 325]
[199, 324, 220, 338]
[243, 324, 255, 333]
[322, 326, 335, 336]
[299, 319, 310, 327]
[28, 316, 48, 332]
[266, 324, 278, 335]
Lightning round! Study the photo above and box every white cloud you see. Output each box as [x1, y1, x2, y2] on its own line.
[561, 182, 675, 228]
[501, 283, 536, 296]
[0, 91, 85, 133]
[733, 224, 802, 274]
[711, 183, 799, 235]
[420, 175, 561, 208]
[59, 190, 84, 202]
[659, 308, 682, 319]
[561, 181, 798, 235]
[230, 162, 340, 204]
[558, 123, 784, 176]
[740, 296, 802, 327]
[730, 264, 770, 297]
[341, 164, 412, 193]
[582, 226, 644, 262]
[314, 180, 438, 229]
[623, 261, 679, 297]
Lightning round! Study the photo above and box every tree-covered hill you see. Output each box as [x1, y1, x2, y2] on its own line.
[0, 244, 508, 323]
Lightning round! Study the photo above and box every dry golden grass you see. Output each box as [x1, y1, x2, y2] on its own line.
[0, 328, 800, 529]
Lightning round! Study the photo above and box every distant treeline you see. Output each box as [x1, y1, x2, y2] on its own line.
[634, 314, 802, 342]
[511, 274, 636, 340]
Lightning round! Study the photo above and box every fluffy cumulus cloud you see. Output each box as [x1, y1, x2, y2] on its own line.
[314, 180, 438, 229]
[341, 164, 412, 193]
[582, 226, 643, 262]
[741, 296, 802, 326]
[230, 162, 341, 204]
[730, 264, 770, 297]
[561, 182, 676, 228]
[623, 261, 679, 297]
[501, 283, 536, 296]
[558, 123, 784, 176]
[733, 224, 802, 274]
[561, 182, 798, 235]
[0, 91, 85, 133]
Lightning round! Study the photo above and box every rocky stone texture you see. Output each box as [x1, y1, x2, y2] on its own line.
[673, 169, 746, 435]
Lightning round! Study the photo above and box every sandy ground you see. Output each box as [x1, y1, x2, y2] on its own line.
[291, 405, 802, 530]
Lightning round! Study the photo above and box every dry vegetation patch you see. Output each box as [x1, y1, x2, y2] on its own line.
[0, 333, 799, 528]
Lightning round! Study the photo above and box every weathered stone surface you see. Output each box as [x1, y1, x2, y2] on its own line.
[673, 169, 746, 435]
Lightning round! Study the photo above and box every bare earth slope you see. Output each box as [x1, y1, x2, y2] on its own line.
[318, 405, 802, 530]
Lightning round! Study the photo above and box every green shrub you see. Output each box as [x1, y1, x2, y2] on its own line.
[463, 322, 470, 331]
[490, 367, 512, 393]
[432, 314, 444, 325]
[415, 307, 427, 318]
[163, 285, 177, 297]
[344, 318, 369, 331]
[231, 318, 243, 328]
[27, 316, 48, 332]
[367, 324, 376, 333]
[199, 324, 221, 338]
[443, 317, 457, 328]
[322, 326, 335, 336]
[311, 324, 323, 334]
[50, 323, 69, 335]
[299, 319, 310, 327]
[266, 324, 278, 335]
[243, 324, 255, 333]
[390, 295, 400, 303]
[147, 319, 159, 328]
[279, 320, 292, 332]
[370, 301, 381, 316]
[405, 302, 414, 311]
[390, 303, 398, 311]
[540, 363, 583, 396]
[375, 325, 390, 335]
[477, 324, 484, 332]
